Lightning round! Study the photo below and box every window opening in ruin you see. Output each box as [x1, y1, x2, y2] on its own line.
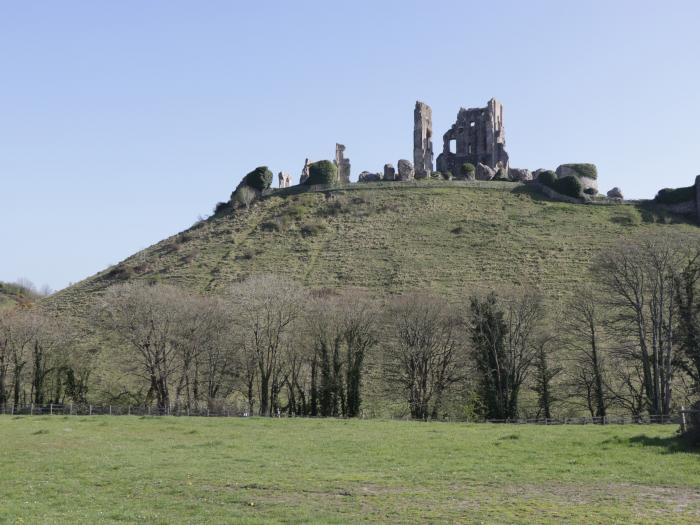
[470, 121, 475, 127]
[458, 127, 464, 134]
[449, 139, 456, 153]
[468, 143, 473, 155]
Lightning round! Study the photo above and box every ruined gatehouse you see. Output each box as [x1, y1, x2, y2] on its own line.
[435, 98, 509, 176]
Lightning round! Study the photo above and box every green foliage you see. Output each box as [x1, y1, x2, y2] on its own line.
[554, 175, 583, 199]
[460, 163, 475, 175]
[559, 163, 598, 180]
[655, 186, 695, 204]
[305, 160, 338, 186]
[537, 170, 557, 186]
[442, 171, 452, 180]
[583, 188, 597, 196]
[242, 166, 273, 191]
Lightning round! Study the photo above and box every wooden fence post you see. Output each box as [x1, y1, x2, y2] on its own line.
[681, 406, 687, 434]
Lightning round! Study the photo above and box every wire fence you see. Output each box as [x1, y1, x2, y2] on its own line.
[1, 403, 696, 425]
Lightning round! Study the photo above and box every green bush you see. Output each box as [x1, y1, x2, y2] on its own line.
[559, 163, 598, 180]
[655, 186, 695, 205]
[442, 171, 452, 180]
[242, 166, 273, 191]
[537, 170, 557, 187]
[460, 163, 475, 176]
[304, 160, 338, 185]
[554, 175, 583, 198]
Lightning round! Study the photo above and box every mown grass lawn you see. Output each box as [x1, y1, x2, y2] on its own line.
[1, 417, 699, 524]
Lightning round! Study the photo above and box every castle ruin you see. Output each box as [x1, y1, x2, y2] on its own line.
[413, 101, 433, 179]
[435, 98, 509, 176]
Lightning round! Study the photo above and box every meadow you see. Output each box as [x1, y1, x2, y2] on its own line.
[1, 416, 698, 524]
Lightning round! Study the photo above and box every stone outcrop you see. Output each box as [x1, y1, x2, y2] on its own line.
[413, 101, 433, 179]
[508, 168, 532, 182]
[334, 144, 351, 183]
[278, 172, 292, 188]
[397, 159, 414, 181]
[358, 171, 381, 182]
[606, 187, 623, 200]
[436, 98, 509, 176]
[476, 163, 496, 181]
[383, 164, 395, 181]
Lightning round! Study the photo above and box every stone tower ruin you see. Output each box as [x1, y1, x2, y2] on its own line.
[334, 143, 351, 183]
[413, 101, 433, 179]
[436, 98, 509, 176]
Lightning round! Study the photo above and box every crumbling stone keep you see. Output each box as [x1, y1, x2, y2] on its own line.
[436, 98, 509, 176]
[334, 144, 351, 183]
[413, 101, 433, 179]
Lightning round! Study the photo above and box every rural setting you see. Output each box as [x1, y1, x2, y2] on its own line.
[1, 2, 699, 524]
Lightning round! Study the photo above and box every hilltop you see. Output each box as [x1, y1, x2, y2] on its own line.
[47, 180, 698, 314]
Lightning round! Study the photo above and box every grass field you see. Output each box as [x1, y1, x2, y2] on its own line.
[1, 416, 699, 524]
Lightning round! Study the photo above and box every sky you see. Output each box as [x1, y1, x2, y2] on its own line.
[1, 0, 699, 292]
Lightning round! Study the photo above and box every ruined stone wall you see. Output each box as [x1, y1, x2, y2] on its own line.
[436, 98, 509, 176]
[413, 101, 433, 179]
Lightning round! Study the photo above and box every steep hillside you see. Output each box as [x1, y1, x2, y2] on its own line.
[48, 180, 698, 313]
[0, 281, 41, 309]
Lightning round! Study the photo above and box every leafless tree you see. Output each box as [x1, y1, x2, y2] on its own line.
[98, 283, 191, 410]
[561, 289, 612, 418]
[384, 293, 465, 421]
[304, 291, 379, 417]
[595, 236, 687, 415]
[229, 274, 305, 416]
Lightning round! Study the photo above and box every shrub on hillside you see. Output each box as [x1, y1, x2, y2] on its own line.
[559, 163, 598, 180]
[655, 186, 695, 205]
[304, 160, 338, 185]
[442, 171, 452, 180]
[537, 170, 557, 187]
[460, 163, 475, 176]
[233, 185, 257, 208]
[242, 166, 273, 191]
[554, 175, 583, 199]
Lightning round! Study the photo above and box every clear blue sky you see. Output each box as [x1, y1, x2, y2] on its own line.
[2, 1, 699, 291]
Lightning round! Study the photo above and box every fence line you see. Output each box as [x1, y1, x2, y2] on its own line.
[0, 403, 692, 425]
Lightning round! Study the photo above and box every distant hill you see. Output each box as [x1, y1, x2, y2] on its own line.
[47, 180, 699, 315]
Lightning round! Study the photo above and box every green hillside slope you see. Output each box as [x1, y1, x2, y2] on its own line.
[48, 181, 697, 313]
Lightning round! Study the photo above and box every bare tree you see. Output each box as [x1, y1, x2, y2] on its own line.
[304, 291, 379, 417]
[468, 290, 544, 420]
[595, 236, 686, 415]
[229, 274, 305, 416]
[384, 293, 465, 421]
[562, 289, 612, 418]
[98, 283, 190, 410]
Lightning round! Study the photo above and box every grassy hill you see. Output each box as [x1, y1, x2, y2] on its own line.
[48, 180, 698, 315]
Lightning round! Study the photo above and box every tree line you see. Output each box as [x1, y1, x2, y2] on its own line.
[1, 234, 700, 420]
